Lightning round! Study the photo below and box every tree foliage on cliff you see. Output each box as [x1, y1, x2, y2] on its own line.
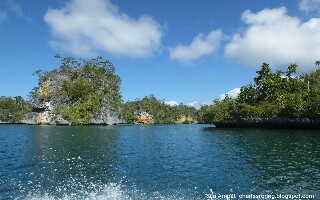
[30, 55, 122, 125]
[199, 63, 320, 123]
[121, 95, 198, 124]
[0, 96, 31, 123]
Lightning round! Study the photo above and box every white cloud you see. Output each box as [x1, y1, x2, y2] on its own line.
[44, 0, 163, 57]
[187, 100, 214, 109]
[169, 30, 223, 64]
[299, 0, 320, 14]
[224, 7, 320, 72]
[165, 101, 179, 106]
[220, 88, 241, 100]
[165, 100, 208, 109]
[187, 101, 198, 107]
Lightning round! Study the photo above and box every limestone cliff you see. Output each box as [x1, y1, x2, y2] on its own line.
[176, 115, 196, 124]
[134, 111, 154, 124]
[22, 56, 123, 125]
[21, 101, 70, 125]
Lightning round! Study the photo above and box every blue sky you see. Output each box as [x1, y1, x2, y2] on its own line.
[1, 0, 320, 108]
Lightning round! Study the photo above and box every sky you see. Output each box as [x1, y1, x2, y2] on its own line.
[1, 0, 320, 108]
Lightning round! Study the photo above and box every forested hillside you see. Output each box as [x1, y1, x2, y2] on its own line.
[199, 62, 320, 126]
[121, 95, 198, 124]
[0, 96, 31, 123]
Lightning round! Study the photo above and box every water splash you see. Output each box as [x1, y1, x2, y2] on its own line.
[15, 182, 189, 200]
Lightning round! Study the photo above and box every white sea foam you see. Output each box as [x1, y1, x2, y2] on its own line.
[17, 182, 187, 200]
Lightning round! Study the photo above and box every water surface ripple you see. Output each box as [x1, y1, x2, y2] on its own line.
[0, 125, 319, 199]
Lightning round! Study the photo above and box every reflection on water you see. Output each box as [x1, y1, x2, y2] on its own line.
[203, 128, 320, 194]
[0, 125, 319, 199]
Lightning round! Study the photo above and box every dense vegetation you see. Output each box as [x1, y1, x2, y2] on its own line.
[0, 96, 31, 123]
[121, 95, 198, 124]
[2, 55, 320, 126]
[199, 63, 320, 123]
[30, 55, 122, 125]
[0, 55, 198, 125]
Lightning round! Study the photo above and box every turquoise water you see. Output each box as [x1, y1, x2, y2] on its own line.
[0, 124, 319, 199]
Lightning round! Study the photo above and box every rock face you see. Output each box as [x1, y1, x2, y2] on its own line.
[22, 73, 123, 126]
[21, 99, 70, 125]
[21, 111, 70, 125]
[22, 105, 123, 125]
[21, 75, 69, 125]
[134, 110, 154, 124]
[21, 112, 41, 125]
[91, 107, 124, 125]
[176, 115, 196, 124]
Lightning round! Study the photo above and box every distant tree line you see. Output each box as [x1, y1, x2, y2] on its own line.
[1, 56, 320, 125]
[199, 62, 320, 123]
[0, 96, 31, 123]
[120, 95, 198, 124]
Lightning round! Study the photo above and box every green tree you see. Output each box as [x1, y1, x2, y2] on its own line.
[0, 96, 31, 123]
[121, 95, 198, 124]
[30, 56, 122, 125]
[199, 63, 319, 124]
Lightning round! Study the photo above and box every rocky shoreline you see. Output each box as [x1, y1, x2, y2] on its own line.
[19, 105, 123, 126]
[212, 118, 320, 129]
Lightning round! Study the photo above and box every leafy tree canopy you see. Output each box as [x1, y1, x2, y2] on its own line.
[0, 96, 31, 123]
[30, 55, 122, 125]
[199, 63, 320, 123]
[121, 95, 199, 124]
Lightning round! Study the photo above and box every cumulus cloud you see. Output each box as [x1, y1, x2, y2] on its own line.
[220, 88, 241, 100]
[187, 101, 208, 109]
[44, 0, 163, 57]
[224, 7, 320, 72]
[165, 101, 179, 106]
[299, 0, 320, 14]
[188, 100, 214, 109]
[187, 101, 198, 107]
[169, 30, 223, 64]
[165, 100, 208, 109]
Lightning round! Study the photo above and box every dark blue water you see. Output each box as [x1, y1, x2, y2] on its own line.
[0, 124, 319, 199]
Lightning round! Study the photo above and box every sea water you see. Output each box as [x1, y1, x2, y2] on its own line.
[0, 124, 319, 199]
